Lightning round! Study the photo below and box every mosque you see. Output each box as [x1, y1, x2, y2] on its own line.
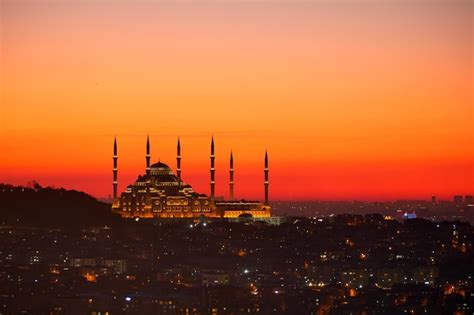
[111, 136, 271, 219]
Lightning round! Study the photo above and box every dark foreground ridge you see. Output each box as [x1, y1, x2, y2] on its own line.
[0, 183, 121, 227]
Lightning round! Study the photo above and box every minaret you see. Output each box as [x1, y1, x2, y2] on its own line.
[113, 137, 118, 200]
[229, 151, 234, 201]
[264, 150, 269, 206]
[177, 137, 182, 182]
[210, 136, 215, 203]
[146, 135, 151, 176]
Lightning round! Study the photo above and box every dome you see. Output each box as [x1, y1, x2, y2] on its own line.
[150, 161, 171, 169]
[150, 161, 173, 176]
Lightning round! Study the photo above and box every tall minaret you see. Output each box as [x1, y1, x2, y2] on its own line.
[177, 137, 182, 182]
[229, 151, 234, 201]
[264, 150, 269, 206]
[210, 136, 215, 202]
[146, 135, 151, 176]
[113, 137, 118, 200]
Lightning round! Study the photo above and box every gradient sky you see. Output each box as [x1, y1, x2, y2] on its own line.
[0, 0, 472, 201]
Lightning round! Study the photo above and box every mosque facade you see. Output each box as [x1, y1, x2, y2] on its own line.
[111, 136, 271, 219]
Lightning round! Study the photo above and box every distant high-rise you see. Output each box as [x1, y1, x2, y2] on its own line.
[453, 195, 463, 204]
[465, 195, 473, 205]
[431, 195, 436, 203]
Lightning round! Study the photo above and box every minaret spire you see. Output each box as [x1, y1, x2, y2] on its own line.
[113, 137, 118, 200]
[177, 137, 182, 183]
[229, 150, 234, 201]
[264, 150, 269, 206]
[210, 136, 215, 203]
[146, 134, 151, 176]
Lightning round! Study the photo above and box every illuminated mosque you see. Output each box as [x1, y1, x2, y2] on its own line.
[111, 136, 271, 219]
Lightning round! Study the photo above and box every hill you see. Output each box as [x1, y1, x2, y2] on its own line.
[0, 183, 121, 227]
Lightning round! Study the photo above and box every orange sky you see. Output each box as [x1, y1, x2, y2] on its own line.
[0, 0, 472, 200]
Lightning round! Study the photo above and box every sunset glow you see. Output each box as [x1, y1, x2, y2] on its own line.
[1, 0, 472, 200]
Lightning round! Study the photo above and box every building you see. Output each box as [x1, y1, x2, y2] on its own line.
[402, 211, 417, 220]
[453, 195, 463, 204]
[111, 136, 271, 219]
[464, 195, 473, 205]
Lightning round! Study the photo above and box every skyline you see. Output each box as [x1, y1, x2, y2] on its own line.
[1, 0, 472, 200]
[2, 133, 472, 202]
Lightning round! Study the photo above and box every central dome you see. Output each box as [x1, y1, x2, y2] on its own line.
[150, 161, 173, 176]
[150, 161, 171, 169]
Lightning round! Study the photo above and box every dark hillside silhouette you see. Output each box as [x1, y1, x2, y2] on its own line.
[0, 183, 120, 227]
